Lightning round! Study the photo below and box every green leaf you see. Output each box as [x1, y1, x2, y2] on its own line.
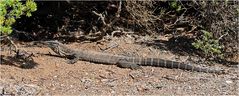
[0, 0, 37, 35]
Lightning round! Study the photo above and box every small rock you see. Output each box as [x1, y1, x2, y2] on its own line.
[81, 77, 93, 87]
[101, 79, 109, 82]
[111, 90, 116, 94]
[15, 84, 40, 96]
[70, 85, 73, 88]
[225, 80, 233, 84]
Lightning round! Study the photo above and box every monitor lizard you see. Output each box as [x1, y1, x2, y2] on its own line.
[39, 41, 225, 74]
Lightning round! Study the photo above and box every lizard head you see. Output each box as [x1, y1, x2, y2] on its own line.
[44, 41, 61, 50]
[42, 41, 72, 56]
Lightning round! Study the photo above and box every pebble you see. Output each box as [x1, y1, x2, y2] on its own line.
[225, 80, 233, 84]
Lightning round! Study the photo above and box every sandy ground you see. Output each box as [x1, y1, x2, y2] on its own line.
[0, 36, 238, 95]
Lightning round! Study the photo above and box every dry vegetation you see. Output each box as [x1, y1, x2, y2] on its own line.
[10, 1, 238, 62]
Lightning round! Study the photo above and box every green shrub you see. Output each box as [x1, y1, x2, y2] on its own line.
[0, 0, 37, 35]
[169, 0, 182, 12]
[192, 30, 223, 59]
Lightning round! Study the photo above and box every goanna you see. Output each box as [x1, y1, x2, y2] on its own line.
[40, 41, 225, 74]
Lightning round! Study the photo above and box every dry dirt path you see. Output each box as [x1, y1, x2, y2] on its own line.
[1, 36, 238, 95]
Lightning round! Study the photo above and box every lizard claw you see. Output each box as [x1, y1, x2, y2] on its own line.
[117, 63, 142, 70]
[66, 59, 77, 64]
[129, 64, 142, 70]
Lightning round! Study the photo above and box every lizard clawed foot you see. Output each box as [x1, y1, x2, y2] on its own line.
[129, 64, 142, 70]
[66, 59, 77, 64]
[117, 63, 142, 70]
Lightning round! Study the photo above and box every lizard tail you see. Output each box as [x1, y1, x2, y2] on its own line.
[125, 57, 224, 74]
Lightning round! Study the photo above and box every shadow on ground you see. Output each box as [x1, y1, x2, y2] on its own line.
[0, 55, 38, 69]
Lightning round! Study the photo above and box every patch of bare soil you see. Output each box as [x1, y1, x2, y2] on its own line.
[0, 36, 238, 95]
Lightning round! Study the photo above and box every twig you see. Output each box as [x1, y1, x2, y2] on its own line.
[0, 35, 8, 41]
[0, 35, 18, 53]
[218, 32, 229, 40]
[116, 0, 122, 18]
[6, 36, 17, 52]
[92, 11, 106, 26]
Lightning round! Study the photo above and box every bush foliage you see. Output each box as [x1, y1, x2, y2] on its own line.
[192, 30, 223, 59]
[0, 0, 37, 35]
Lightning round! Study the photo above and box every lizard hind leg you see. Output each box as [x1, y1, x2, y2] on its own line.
[117, 60, 142, 70]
